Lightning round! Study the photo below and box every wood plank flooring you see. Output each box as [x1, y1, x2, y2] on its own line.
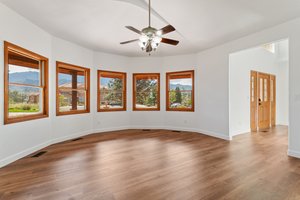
[0, 126, 300, 200]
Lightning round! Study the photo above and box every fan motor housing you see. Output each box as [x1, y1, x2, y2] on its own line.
[142, 26, 157, 38]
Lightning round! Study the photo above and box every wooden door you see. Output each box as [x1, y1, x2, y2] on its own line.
[257, 73, 271, 130]
[250, 71, 258, 131]
[270, 75, 276, 126]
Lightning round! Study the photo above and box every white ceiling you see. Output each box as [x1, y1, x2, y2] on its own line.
[1, 0, 300, 57]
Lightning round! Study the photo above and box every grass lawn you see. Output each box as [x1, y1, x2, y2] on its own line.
[9, 103, 40, 113]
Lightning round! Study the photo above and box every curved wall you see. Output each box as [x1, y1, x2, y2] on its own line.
[1, 2, 300, 167]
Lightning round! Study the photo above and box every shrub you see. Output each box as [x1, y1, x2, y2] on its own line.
[22, 105, 32, 111]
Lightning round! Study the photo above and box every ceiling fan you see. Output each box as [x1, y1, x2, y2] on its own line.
[120, 0, 179, 54]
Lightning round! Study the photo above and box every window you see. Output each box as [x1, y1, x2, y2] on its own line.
[4, 42, 49, 124]
[262, 43, 275, 54]
[133, 73, 160, 111]
[98, 70, 126, 112]
[56, 61, 90, 116]
[166, 70, 194, 112]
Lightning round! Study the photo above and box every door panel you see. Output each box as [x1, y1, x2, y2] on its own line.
[257, 73, 270, 130]
[250, 71, 258, 131]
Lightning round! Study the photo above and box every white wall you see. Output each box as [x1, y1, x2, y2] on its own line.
[277, 61, 289, 125]
[0, 3, 53, 165]
[0, 3, 131, 167]
[1, 2, 300, 167]
[51, 37, 95, 143]
[93, 52, 131, 132]
[192, 18, 300, 158]
[229, 40, 289, 136]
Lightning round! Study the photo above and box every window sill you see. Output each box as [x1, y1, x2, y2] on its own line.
[56, 110, 90, 116]
[133, 108, 161, 111]
[166, 109, 195, 112]
[98, 108, 126, 112]
[5, 114, 49, 125]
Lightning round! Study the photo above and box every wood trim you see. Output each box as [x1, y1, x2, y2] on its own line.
[132, 73, 160, 111]
[4, 41, 49, 125]
[4, 41, 48, 61]
[56, 61, 90, 116]
[97, 70, 127, 112]
[8, 52, 39, 69]
[56, 110, 90, 116]
[270, 75, 276, 127]
[56, 61, 87, 72]
[8, 82, 43, 88]
[166, 70, 195, 112]
[58, 88, 86, 92]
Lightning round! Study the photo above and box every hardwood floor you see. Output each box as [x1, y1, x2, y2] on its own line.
[1, 126, 300, 200]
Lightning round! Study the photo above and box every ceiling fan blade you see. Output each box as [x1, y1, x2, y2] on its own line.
[120, 39, 139, 45]
[161, 38, 179, 46]
[125, 26, 142, 34]
[158, 25, 176, 35]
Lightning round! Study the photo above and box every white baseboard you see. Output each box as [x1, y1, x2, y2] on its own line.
[288, 149, 300, 159]
[0, 127, 132, 168]
[51, 129, 94, 144]
[130, 125, 165, 130]
[197, 128, 231, 141]
[93, 126, 131, 133]
[230, 129, 251, 137]
[0, 141, 51, 168]
[0, 126, 230, 168]
[129, 125, 230, 141]
[164, 126, 231, 141]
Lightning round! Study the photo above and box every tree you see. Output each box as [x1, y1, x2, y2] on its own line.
[175, 87, 182, 103]
[105, 78, 123, 105]
[136, 79, 157, 106]
[169, 91, 176, 104]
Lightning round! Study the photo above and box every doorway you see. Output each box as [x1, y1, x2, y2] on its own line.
[229, 39, 289, 138]
[250, 71, 276, 131]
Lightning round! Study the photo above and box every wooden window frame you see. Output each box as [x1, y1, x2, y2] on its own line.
[166, 70, 195, 112]
[56, 61, 90, 116]
[4, 41, 49, 124]
[133, 73, 160, 111]
[97, 70, 127, 112]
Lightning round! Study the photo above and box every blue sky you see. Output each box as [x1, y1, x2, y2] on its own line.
[170, 78, 192, 86]
[9, 64, 39, 73]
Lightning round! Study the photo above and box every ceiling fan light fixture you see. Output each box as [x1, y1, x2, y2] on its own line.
[156, 30, 162, 36]
[153, 36, 162, 43]
[151, 36, 162, 50]
[138, 40, 147, 50]
[139, 35, 149, 43]
[151, 41, 159, 50]
[120, 0, 179, 54]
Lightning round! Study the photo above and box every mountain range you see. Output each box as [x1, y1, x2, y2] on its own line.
[9, 72, 192, 91]
[169, 84, 192, 90]
[9, 71, 84, 86]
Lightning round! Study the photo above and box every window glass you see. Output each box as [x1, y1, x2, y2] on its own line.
[5, 41, 48, 124]
[8, 86, 42, 118]
[57, 62, 90, 115]
[98, 71, 126, 111]
[166, 71, 194, 111]
[58, 90, 86, 112]
[133, 74, 160, 111]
